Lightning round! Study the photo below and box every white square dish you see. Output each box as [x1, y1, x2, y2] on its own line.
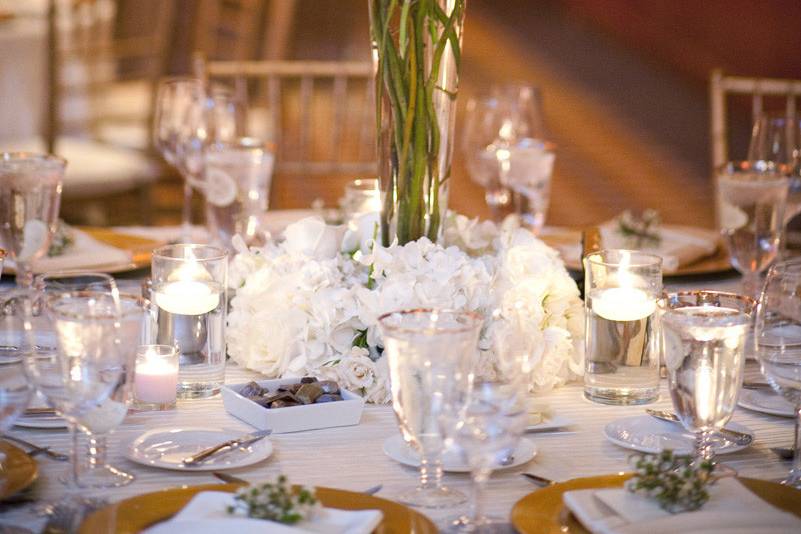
[221, 378, 365, 433]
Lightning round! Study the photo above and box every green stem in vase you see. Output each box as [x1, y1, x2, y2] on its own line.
[370, 0, 464, 245]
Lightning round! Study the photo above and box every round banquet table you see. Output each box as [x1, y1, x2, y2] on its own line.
[0, 226, 796, 532]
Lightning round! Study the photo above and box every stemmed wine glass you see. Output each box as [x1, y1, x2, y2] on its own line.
[0, 289, 35, 490]
[661, 291, 755, 468]
[462, 85, 555, 232]
[378, 309, 483, 509]
[0, 152, 66, 288]
[442, 310, 535, 532]
[25, 273, 123, 489]
[755, 260, 801, 488]
[153, 78, 205, 243]
[154, 79, 243, 243]
[715, 162, 789, 296]
[74, 292, 153, 488]
[749, 112, 801, 256]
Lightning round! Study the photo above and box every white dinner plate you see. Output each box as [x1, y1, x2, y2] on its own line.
[382, 434, 537, 473]
[604, 415, 753, 455]
[14, 393, 68, 429]
[126, 427, 273, 472]
[738, 388, 795, 418]
[14, 413, 67, 430]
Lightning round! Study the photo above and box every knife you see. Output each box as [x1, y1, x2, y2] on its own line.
[645, 409, 753, 446]
[182, 429, 272, 466]
[213, 471, 249, 485]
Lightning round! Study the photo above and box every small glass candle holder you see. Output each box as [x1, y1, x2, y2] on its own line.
[134, 345, 179, 411]
[341, 178, 381, 223]
[151, 244, 228, 399]
[584, 249, 663, 405]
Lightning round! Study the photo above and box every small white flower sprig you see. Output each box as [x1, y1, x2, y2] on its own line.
[227, 212, 585, 403]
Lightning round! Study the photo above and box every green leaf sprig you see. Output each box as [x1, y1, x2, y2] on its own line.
[626, 450, 715, 513]
[227, 475, 318, 524]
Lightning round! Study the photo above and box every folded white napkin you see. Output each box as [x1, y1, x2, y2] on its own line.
[143, 491, 383, 534]
[560, 223, 718, 273]
[2, 228, 133, 273]
[563, 477, 801, 534]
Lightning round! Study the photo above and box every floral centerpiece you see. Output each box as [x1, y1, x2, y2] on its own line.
[227, 214, 585, 403]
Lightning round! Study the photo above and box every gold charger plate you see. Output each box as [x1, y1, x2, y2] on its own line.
[0, 441, 38, 500]
[511, 473, 801, 534]
[80, 227, 163, 273]
[3, 228, 162, 275]
[79, 483, 437, 534]
[541, 226, 733, 277]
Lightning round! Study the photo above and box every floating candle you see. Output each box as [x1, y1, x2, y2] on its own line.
[591, 286, 656, 322]
[154, 280, 220, 316]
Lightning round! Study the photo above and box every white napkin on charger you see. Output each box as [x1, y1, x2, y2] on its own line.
[143, 491, 383, 534]
[4, 228, 133, 273]
[560, 223, 718, 273]
[563, 477, 801, 534]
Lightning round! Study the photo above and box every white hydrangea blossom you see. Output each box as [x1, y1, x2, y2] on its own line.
[227, 213, 584, 403]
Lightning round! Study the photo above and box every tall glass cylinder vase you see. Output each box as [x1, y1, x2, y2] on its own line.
[369, 0, 466, 246]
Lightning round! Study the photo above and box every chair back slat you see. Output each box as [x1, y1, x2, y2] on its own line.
[709, 69, 801, 173]
[196, 55, 377, 176]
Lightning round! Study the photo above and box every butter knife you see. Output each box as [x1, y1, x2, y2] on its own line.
[645, 409, 753, 446]
[182, 429, 272, 466]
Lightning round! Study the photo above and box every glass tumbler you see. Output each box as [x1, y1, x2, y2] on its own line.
[584, 249, 662, 405]
[151, 244, 227, 399]
[203, 138, 275, 249]
[378, 309, 483, 509]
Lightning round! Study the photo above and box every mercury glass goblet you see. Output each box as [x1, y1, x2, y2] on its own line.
[662, 291, 755, 467]
[378, 309, 483, 509]
[0, 152, 65, 288]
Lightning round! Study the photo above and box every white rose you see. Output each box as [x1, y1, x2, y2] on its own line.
[283, 217, 345, 260]
[337, 347, 377, 391]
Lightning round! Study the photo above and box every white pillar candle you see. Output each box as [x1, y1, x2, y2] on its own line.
[135, 351, 178, 404]
[154, 280, 220, 316]
[592, 287, 656, 322]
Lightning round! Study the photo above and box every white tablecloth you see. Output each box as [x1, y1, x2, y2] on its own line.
[1, 223, 793, 531]
[1, 353, 795, 531]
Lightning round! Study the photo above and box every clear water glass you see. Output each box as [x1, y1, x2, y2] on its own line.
[462, 85, 555, 232]
[0, 152, 66, 288]
[584, 250, 662, 405]
[661, 291, 754, 467]
[755, 260, 801, 488]
[443, 315, 533, 532]
[26, 271, 119, 488]
[75, 294, 154, 488]
[0, 290, 34, 432]
[378, 309, 483, 509]
[151, 244, 228, 399]
[716, 162, 789, 296]
[204, 138, 275, 250]
[748, 112, 801, 229]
